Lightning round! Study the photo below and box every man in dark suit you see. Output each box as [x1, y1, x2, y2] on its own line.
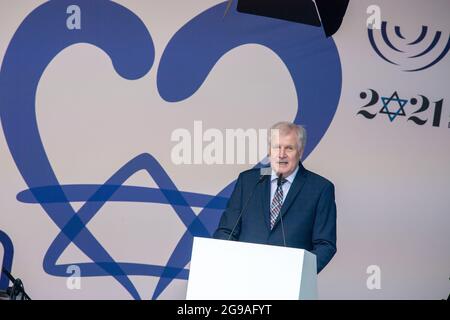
[214, 121, 337, 273]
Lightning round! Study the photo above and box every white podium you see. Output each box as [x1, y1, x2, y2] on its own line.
[186, 237, 317, 300]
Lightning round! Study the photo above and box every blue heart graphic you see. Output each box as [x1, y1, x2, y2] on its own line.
[0, 0, 341, 299]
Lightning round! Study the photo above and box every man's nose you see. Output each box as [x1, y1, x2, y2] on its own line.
[279, 148, 286, 158]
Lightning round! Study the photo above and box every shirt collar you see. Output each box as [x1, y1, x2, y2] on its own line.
[270, 164, 299, 185]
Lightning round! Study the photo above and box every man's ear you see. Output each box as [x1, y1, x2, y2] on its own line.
[298, 147, 304, 160]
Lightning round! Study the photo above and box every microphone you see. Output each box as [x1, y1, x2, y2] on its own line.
[277, 173, 287, 247]
[1, 267, 31, 300]
[277, 173, 283, 186]
[228, 174, 268, 240]
[1, 267, 15, 283]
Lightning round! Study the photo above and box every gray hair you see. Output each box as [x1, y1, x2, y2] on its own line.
[268, 121, 307, 151]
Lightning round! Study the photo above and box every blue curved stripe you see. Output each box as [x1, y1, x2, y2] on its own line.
[0, 0, 155, 300]
[157, 1, 341, 161]
[394, 26, 404, 39]
[367, 27, 397, 65]
[17, 185, 228, 209]
[409, 31, 441, 58]
[381, 21, 403, 52]
[0, 230, 14, 289]
[44, 262, 189, 279]
[408, 25, 428, 45]
[406, 36, 450, 71]
[43, 153, 212, 295]
[1, 0, 342, 300]
[154, 0, 342, 299]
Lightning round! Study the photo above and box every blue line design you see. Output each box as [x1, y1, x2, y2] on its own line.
[0, 0, 342, 299]
[0, 231, 14, 289]
[368, 21, 449, 72]
[405, 36, 450, 71]
[381, 21, 403, 52]
[408, 25, 428, 45]
[409, 31, 441, 58]
[367, 27, 397, 65]
[0, 0, 155, 300]
[394, 26, 405, 39]
[154, 0, 341, 298]
[42, 153, 213, 283]
[17, 185, 228, 209]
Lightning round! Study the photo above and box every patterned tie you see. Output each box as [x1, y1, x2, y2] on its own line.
[270, 178, 287, 229]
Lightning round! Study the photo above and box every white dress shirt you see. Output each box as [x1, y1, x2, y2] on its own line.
[270, 165, 299, 204]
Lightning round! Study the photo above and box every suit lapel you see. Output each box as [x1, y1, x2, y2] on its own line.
[262, 174, 271, 230]
[272, 162, 307, 230]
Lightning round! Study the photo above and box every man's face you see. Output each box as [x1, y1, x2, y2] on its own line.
[269, 131, 303, 177]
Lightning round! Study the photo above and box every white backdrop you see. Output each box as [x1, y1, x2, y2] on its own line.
[0, 0, 449, 299]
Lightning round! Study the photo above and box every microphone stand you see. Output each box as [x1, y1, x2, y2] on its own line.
[277, 173, 287, 247]
[228, 174, 267, 240]
[1, 267, 31, 300]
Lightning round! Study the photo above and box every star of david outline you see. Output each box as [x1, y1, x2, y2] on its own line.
[379, 91, 408, 122]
